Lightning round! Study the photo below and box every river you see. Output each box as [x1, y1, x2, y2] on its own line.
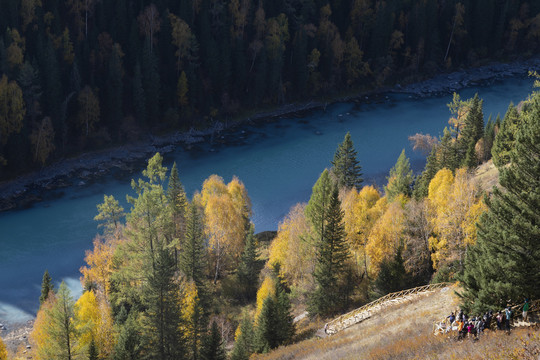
[0, 76, 534, 323]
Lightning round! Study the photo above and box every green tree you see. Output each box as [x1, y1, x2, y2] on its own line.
[331, 132, 363, 189]
[113, 313, 143, 360]
[168, 162, 188, 262]
[459, 94, 484, 168]
[308, 185, 351, 317]
[384, 149, 414, 201]
[94, 195, 124, 235]
[413, 147, 439, 199]
[180, 203, 207, 291]
[88, 336, 98, 360]
[235, 225, 259, 303]
[40, 269, 54, 305]
[230, 314, 255, 360]
[492, 102, 521, 168]
[45, 282, 79, 360]
[375, 246, 408, 295]
[305, 169, 333, 243]
[200, 321, 226, 360]
[255, 296, 278, 353]
[459, 91, 540, 313]
[438, 127, 459, 171]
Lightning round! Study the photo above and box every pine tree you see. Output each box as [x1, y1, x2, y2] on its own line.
[459, 91, 540, 313]
[459, 94, 484, 168]
[235, 225, 259, 303]
[308, 185, 351, 317]
[331, 132, 363, 189]
[414, 146, 439, 199]
[142, 246, 184, 360]
[255, 296, 279, 352]
[230, 314, 255, 360]
[384, 149, 414, 201]
[46, 282, 79, 360]
[114, 313, 143, 360]
[40, 269, 54, 305]
[438, 127, 459, 171]
[200, 321, 226, 360]
[168, 162, 188, 263]
[88, 336, 99, 360]
[180, 203, 207, 292]
[305, 169, 333, 243]
[274, 271, 294, 345]
[492, 102, 521, 168]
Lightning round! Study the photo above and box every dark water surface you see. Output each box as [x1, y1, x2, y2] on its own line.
[0, 76, 534, 322]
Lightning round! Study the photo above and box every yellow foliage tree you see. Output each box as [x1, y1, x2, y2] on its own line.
[268, 203, 314, 290]
[340, 185, 381, 277]
[31, 294, 56, 360]
[75, 290, 115, 359]
[80, 235, 117, 296]
[181, 281, 204, 359]
[428, 168, 485, 270]
[255, 275, 275, 322]
[196, 175, 251, 283]
[366, 197, 405, 276]
[0, 335, 7, 360]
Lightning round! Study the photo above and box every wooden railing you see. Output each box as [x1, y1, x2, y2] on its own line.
[325, 282, 451, 335]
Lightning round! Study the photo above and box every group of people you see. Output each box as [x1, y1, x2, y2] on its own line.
[445, 299, 531, 340]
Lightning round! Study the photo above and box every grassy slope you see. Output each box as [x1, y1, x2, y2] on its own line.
[253, 285, 540, 360]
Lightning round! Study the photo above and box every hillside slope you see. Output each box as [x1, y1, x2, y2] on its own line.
[254, 285, 540, 360]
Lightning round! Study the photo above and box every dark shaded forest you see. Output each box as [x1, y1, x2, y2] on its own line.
[1, 0, 540, 178]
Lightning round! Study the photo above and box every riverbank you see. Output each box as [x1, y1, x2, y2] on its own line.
[1, 56, 539, 212]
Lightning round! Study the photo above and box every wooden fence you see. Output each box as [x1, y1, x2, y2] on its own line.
[325, 282, 451, 335]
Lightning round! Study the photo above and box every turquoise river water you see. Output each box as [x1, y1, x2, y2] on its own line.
[0, 76, 534, 323]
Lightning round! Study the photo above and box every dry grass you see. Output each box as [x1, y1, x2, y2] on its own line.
[253, 285, 540, 360]
[474, 160, 499, 193]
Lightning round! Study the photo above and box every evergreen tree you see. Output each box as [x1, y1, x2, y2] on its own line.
[180, 203, 207, 292]
[308, 185, 351, 317]
[438, 127, 459, 171]
[114, 313, 143, 360]
[167, 162, 188, 262]
[230, 314, 255, 360]
[459, 94, 484, 168]
[142, 246, 184, 360]
[384, 149, 414, 201]
[255, 296, 278, 353]
[492, 102, 521, 168]
[40, 269, 54, 305]
[200, 321, 226, 360]
[331, 132, 363, 189]
[375, 246, 407, 295]
[414, 146, 439, 199]
[274, 271, 294, 345]
[88, 336, 99, 360]
[235, 225, 260, 303]
[46, 282, 79, 360]
[460, 91, 540, 313]
[305, 169, 333, 243]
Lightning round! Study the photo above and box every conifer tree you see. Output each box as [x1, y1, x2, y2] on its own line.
[230, 314, 255, 360]
[200, 321, 226, 360]
[438, 127, 459, 171]
[460, 91, 540, 313]
[114, 313, 143, 360]
[168, 162, 188, 263]
[255, 296, 278, 353]
[331, 132, 363, 189]
[414, 146, 439, 199]
[384, 149, 414, 201]
[180, 203, 207, 293]
[492, 103, 521, 168]
[309, 185, 351, 317]
[40, 269, 54, 305]
[88, 336, 99, 360]
[142, 246, 184, 360]
[459, 94, 484, 168]
[45, 282, 79, 360]
[305, 169, 333, 243]
[235, 225, 259, 303]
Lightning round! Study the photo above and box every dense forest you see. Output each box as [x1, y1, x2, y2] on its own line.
[1, 0, 540, 177]
[2, 86, 538, 359]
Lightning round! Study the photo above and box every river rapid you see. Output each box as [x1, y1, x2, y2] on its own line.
[0, 76, 534, 324]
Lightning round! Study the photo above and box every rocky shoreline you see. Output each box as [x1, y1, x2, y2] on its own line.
[1, 56, 539, 212]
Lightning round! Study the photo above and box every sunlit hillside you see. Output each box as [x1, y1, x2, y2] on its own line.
[253, 285, 540, 360]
